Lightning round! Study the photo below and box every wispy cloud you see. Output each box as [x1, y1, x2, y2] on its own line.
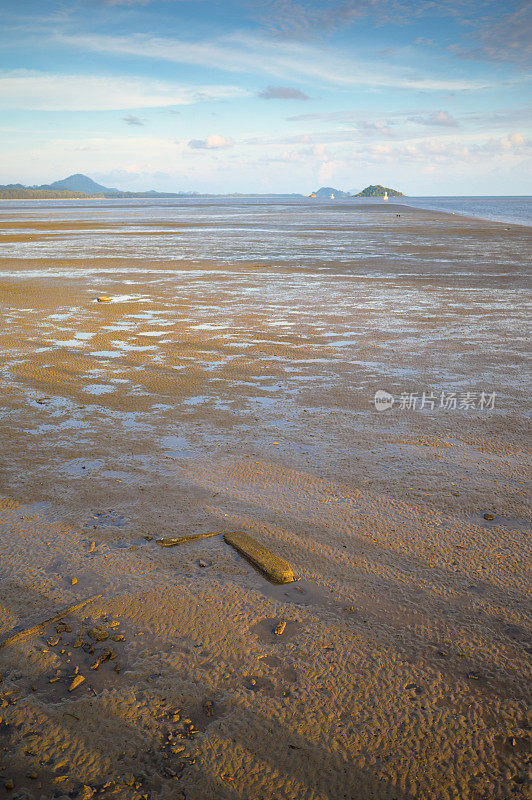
[188, 134, 234, 149]
[456, 3, 532, 66]
[53, 32, 490, 92]
[258, 85, 309, 99]
[0, 70, 248, 111]
[122, 114, 145, 125]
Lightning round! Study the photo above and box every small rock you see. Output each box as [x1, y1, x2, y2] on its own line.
[96, 296, 112, 303]
[111, 634, 124, 642]
[483, 512, 495, 520]
[68, 674, 85, 692]
[144, 536, 153, 541]
[88, 627, 108, 641]
[56, 624, 71, 634]
[71, 578, 78, 586]
[274, 621, 287, 636]
[4, 779, 14, 791]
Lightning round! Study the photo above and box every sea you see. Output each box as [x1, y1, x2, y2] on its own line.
[0, 195, 531, 227]
[396, 196, 532, 227]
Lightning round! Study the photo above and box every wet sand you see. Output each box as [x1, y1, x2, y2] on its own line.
[0, 201, 530, 799]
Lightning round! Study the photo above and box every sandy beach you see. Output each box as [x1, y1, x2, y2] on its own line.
[0, 200, 530, 800]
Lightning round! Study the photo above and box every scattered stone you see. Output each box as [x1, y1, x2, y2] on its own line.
[68, 674, 85, 692]
[56, 624, 71, 634]
[88, 627, 108, 642]
[483, 512, 495, 520]
[274, 621, 287, 636]
[111, 634, 124, 642]
[143, 536, 153, 541]
[96, 296, 112, 303]
[71, 578, 78, 586]
[4, 779, 13, 791]
[91, 649, 116, 670]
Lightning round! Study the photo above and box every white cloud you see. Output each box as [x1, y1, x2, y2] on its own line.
[188, 134, 234, 149]
[0, 70, 248, 111]
[413, 110, 460, 127]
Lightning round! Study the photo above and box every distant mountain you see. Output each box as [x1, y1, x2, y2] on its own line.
[38, 173, 121, 194]
[1, 173, 307, 199]
[354, 184, 405, 197]
[311, 186, 352, 198]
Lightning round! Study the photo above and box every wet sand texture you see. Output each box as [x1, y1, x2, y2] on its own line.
[0, 200, 530, 800]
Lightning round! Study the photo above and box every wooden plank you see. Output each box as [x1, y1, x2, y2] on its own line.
[156, 531, 223, 547]
[223, 531, 295, 584]
[0, 595, 103, 649]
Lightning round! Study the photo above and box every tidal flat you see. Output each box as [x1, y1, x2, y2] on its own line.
[0, 199, 530, 800]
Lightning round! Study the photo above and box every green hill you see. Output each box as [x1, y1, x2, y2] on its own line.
[355, 184, 405, 197]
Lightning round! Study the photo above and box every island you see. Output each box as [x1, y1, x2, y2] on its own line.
[354, 184, 405, 197]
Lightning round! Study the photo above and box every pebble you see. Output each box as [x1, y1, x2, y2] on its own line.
[68, 674, 86, 692]
[71, 578, 78, 586]
[483, 512, 495, 520]
[96, 296, 112, 302]
[88, 627, 108, 641]
[274, 621, 287, 636]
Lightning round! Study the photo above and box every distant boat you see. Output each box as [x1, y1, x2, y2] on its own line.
[383, 191, 388, 201]
[330, 192, 335, 199]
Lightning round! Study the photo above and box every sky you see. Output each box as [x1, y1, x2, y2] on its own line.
[0, 0, 531, 195]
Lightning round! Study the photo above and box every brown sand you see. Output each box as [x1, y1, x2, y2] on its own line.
[0, 203, 530, 799]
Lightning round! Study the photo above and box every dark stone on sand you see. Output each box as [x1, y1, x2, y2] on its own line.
[88, 627, 108, 641]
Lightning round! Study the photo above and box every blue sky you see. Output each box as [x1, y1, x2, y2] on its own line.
[0, 0, 530, 194]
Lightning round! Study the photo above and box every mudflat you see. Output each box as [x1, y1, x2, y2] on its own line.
[0, 200, 530, 800]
